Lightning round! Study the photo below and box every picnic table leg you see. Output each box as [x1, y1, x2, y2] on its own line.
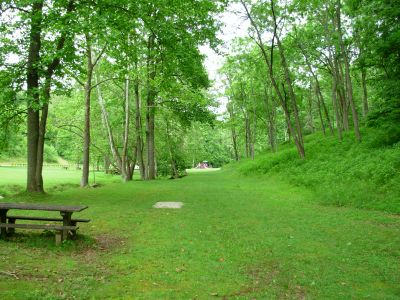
[55, 231, 62, 246]
[70, 221, 77, 239]
[8, 218, 15, 235]
[60, 211, 72, 241]
[0, 209, 8, 239]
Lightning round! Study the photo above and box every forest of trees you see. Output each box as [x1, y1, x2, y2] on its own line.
[0, 0, 399, 193]
[222, 0, 399, 160]
[0, 0, 231, 192]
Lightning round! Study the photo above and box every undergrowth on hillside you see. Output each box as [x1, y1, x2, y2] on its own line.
[235, 128, 400, 213]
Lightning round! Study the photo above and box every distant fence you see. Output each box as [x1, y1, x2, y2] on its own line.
[0, 163, 105, 171]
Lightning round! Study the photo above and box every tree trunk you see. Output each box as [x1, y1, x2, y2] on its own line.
[325, 10, 343, 140]
[232, 127, 239, 160]
[26, 1, 43, 192]
[35, 103, 48, 192]
[271, 1, 304, 151]
[250, 82, 257, 160]
[275, 34, 304, 149]
[227, 104, 239, 161]
[297, 42, 333, 135]
[134, 62, 146, 180]
[165, 119, 179, 179]
[337, 0, 361, 141]
[307, 85, 315, 133]
[331, 14, 350, 132]
[316, 82, 334, 135]
[121, 73, 131, 182]
[245, 115, 251, 158]
[263, 85, 276, 152]
[96, 75, 123, 172]
[361, 67, 369, 117]
[104, 155, 111, 174]
[315, 84, 326, 135]
[241, 0, 305, 158]
[33, 0, 74, 192]
[81, 33, 93, 187]
[146, 34, 156, 180]
[334, 56, 349, 131]
[331, 65, 343, 141]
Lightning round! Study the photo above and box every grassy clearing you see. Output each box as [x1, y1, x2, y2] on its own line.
[236, 128, 400, 213]
[0, 166, 127, 196]
[0, 168, 399, 299]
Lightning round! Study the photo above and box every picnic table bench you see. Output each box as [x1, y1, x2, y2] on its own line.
[0, 203, 90, 245]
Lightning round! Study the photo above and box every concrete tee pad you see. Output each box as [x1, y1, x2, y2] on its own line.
[153, 202, 183, 209]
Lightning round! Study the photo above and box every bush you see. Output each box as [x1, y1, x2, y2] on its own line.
[44, 144, 59, 163]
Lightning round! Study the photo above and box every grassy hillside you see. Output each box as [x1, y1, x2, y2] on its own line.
[233, 128, 400, 214]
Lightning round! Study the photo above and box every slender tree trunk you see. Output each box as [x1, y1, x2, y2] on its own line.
[340, 58, 349, 130]
[297, 43, 333, 135]
[324, 11, 343, 140]
[331, 65, 343, 141]
[361, 67, 369, 117]
[96, 75, 123, 172]
[250, 82, 257, 160]
[275, 39, 304, 149]
[129, 147, 137, 180]
[314, 84, 326, 135]
[332, 12, 349, 132]
[316, 82, 334, 134]
[232, 127, 239, 160]
[245, 115, 251, 158]
[263, 85, 276, 152]
[241, 0, 305, 158]
[334, 55, 349, 130]
[228, 105, 239, 161]
[134, 66, 146, 180]
[81, 35, 107, 186]
[337, 0, 361, 141]
[121, 73, 131, 182]
[165, 119, 179, 179]
[81, 34, 94, 187]
[272, 6, 304, 150]
[307, 85, 315, 133]
[104, 155, 111, 174]
[26, 1, 43, 192]
[35, 103, 48, 192]
[146, 34, 156, 180]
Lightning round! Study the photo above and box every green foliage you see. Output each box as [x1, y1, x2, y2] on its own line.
[0, 132, 26, 161]
[0, 70, 25, 151]
[43, 144, 59, 163]
[186, 122, 232, 167]
[364, 125, 400, 147]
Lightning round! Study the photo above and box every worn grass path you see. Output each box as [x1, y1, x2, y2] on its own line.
[0, 169, 399, 299]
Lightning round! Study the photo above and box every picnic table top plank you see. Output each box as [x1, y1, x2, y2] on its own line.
[7, 215, 90, 222]
[0, 223, 77, 230]
[0, 203, 88, 212]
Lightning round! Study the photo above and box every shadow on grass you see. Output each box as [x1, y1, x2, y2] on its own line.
[3, 231, 126, 255]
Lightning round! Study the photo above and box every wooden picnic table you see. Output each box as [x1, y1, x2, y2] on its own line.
[0, 203, 89, 245]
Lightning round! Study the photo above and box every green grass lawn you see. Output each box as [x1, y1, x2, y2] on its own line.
[0, 167, 399, 299]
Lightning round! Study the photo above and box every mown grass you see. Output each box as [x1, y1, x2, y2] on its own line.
[236, 128, 400, 214]
[0, 168, 399, 299]
[0, 166, 125, 196]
